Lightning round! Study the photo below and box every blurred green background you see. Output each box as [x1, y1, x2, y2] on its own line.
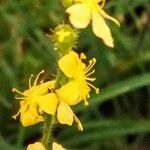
[0, 0, 150, 149]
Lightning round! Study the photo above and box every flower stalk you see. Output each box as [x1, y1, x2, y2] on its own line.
[41, 115, 54, 148]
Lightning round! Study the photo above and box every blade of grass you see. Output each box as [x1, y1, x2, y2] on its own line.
[61, 119, 150, 147]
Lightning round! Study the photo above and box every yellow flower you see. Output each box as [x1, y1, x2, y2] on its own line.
[56, 51, 99, 106]
[27, 142, 66, 150]
[37, 92, 83, 131]
[12, 70, 55, 126]
[27, 142, 45, 150]
[66, 0, 120, 47]
[52, 142, 66, 150]
[12, 70, 82, 129]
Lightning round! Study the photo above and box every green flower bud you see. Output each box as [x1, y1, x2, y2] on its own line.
[50, 24, 79, 55]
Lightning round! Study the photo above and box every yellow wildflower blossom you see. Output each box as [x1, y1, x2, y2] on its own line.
[12, 70, 55, 126]
[52, 142, 66, 150]
[56, 51, 99, 106]
[37, 92, 83, 131]
[27, 142, 45, 150]
[66, 0, 120, 47]
[27, 142, 66, 150]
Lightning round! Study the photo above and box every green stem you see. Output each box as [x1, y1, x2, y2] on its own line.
[41, 115, 54, 149]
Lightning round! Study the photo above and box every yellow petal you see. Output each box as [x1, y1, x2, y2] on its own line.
[56, 81, 80, 105]
[66, 4, 91, 28]
[74, 0, 83, 2]
[57, 101, 73, 126]
[35, 80, 55, 95]
[52, 142, 66, 150]
[20, 110, 43, 127]
[37, 93, 58, 115]
[24, 80, 55, 97]
[99, 8, 120, 26]
[27, 142, 45, 150]
[58, 51, 79, 78]
[92, 11, 114, 47]
[74, 114, 83, 131]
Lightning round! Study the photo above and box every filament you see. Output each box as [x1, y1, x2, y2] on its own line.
[84, 58, 96, 74]
[33, 70, 44, 86]
[86, 69, 95, 77]
[12, 103, 28, 119]
[29, 74, 34, 88]
[15, 97, 25, 100]
[86, 77, 96, 81]
[12, 88, 24, 96]
[87, 82, 99, 94]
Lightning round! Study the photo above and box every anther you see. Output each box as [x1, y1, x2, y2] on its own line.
[96, 88, 100, 94]
[80, 53, 86, 59]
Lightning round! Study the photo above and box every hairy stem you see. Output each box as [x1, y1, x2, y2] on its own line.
[41, 115, 54, 149]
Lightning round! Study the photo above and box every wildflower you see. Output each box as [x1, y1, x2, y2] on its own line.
[12, 70, 82, 129]
[66, 0, 120, 47]
[37, 93, 83, 131]
[27, 142, 45, 150]
[56, 51, 99, 106]
[52, 142, 66, 150]
[12, 70, 55, 126]
[27, 142, 66, 150]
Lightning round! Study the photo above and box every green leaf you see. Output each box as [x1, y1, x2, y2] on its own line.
[0, 135, 24, 150]
[61, 119, 150, 147]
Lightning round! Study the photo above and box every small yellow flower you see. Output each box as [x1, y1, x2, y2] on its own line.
[52, 142, 66, 150]
[37, 93, 83, 131]
[66, 0, 120, 47]
[27, 142, 66, 150]
[56, 51, 99, 106]
[27, 142, 45, 150]
[12, 70, 55, 126]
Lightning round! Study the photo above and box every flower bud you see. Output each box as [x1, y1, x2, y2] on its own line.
[50, 24, 79, 55]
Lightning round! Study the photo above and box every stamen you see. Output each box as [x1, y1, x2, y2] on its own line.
[86, 77, 96, 81]
[12, 103, 28, 119]
[40, 80, 44, 84]
[12, 112, 20, 120]
[80, 53, 86, 60]
[84, 58, 96, 74]
[73, 114, 83, 131]
[15, 97, 25, 100]
[33, 70, 44, 86]
[84, 100, 89, 106]
[29, 74, 34, 88]
[86, 69, 95, 77]
[12, 88, 24, 96]
[87, 82, 99, 94]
